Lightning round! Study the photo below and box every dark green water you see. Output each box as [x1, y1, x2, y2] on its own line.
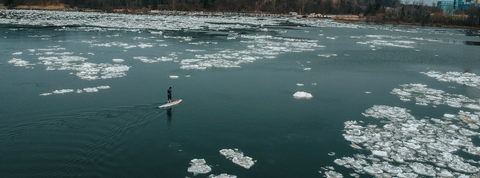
[1, 13, 480, 177]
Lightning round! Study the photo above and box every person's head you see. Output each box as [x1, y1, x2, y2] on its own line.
[169, 87, 172, 89]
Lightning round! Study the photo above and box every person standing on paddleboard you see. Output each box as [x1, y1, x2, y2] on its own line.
[167, 87, 172, 103]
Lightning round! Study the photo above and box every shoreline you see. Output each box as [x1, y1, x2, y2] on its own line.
[2, 4, 480, 31]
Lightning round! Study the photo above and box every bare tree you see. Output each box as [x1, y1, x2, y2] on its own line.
[171, 0, 177, 10]
[298, 0, 309, 14]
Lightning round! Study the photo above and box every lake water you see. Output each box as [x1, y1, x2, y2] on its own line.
[1, 10, 480, 178]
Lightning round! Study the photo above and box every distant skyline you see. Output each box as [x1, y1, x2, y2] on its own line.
[402, 0, 440, 6]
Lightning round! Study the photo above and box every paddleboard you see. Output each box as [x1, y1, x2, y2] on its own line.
[159, 99, 182, 108]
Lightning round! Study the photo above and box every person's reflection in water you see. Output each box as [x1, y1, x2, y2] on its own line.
[167, 107, 173, 125]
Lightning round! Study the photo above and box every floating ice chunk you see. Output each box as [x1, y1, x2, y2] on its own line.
[318, 54, 337, 58]
[363, 166, 383, 174]
[459, 128, 479, 136]
[468, 123, 479, 129]
[12, 52, 22, 55]
[372, 150, 388, 157]
[427, 142, 459, 152]
[169, 75, 179, 79]
[328, 152, 336, 156]
[112, 59, 124, 63]
[137, 43, 154, 48]
[344, 135, 368, 143]
[346, 128, 362, 135]
[421, 71, 480, 89]
[397, 172, 418, 178]
[365, 91, 371, 94]
[208, 173, 237, 178]
[410, 162, 436, 176]
[465, 104, 480, 110]
[324, 170, 343, 178]
[437, 169, 454, 177]
[133, 56, 158, 63]
[444, 114, 455, 118]
[304, 68, 311, 70]
[401, 124, 419, 132]
[296, 83, 304, 86]
[8, 58, 34, 67]
[391, 84, 479, 109]
[293, 91, 313, 99]
[186, 49, 206, 52]
[187, 158, 212, 176]
[380, 163, 403, 174]
[333, 158, 347, 166]
[357, 39, 416, 49]
[448, 155, 479, 173]
[150, 31, 163, 35]
[403, 142, 422, 150]
[53, 89, 74, 94]
[414, 137, 435, 143]
[219, 149, 255, 169]
[97, 86, 110, 90]
[464, 146, 480, 155]
[42, 86, 109, 96]
[157, 56, 174, 62]
[362, 105, 414, 121]
[337, 93, 480, 177]
[83, 87, 99, 92]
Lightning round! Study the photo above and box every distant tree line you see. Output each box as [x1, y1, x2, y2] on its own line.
[1, 0, 479, 28]
[366, 1, 480, 28]
[0, 0, 404, 14]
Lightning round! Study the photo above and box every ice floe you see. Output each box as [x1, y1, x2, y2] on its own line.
[40, 86, 110, 96]
[331, 104, 480, 177]
[52, 89, 75, 94]
[112, 59, 124, 63]
[187, 158, 212, 176]
[422, 70, 480, 88]
[208, 173, 237, 178]
[178, 35, 321, 70]
[219, 149, 256, 169]
[133, 56, 157, 63]
[318, 54, 337, 58]
[293, 91, 313, 99]
[1, 10, 330, 71]
[8, 58, 34, 68]
[391, 83, 480, 109]
[357, 40, 416, 49]
[324, 170, 343, 178]
[20, 46, 132, 81]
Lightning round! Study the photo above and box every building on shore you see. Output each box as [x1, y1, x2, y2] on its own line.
[438, 0, 478, 14]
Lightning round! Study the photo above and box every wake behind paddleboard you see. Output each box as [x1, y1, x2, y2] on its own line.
[159, 99, 182, 108]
